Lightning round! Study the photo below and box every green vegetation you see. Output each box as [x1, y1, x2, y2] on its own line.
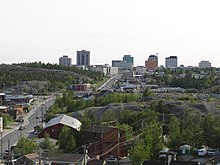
[149, 67, 219, 92]
[14, 137, 38, 155]
[40, 133, 57, 152]
[0, 113, 13, 128]
[57, 126, 77, 153]
[46, 91, 141, 121]
[0, 63, 104, 94]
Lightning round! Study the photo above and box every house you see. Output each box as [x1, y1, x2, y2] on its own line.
[7, 106, 24, 121]
[38, 114, 82, 139]
[16, 153, 87, 165]
[179, 144, 191, 155]
[143, 161, 200, 165]
[170, 161, 200, 165]
[87, 159, 107, 165]
[82, 125, 127, 159]
[15, 152, 40, 165]
[42, 153, 87, 165]
[0, 93, 5, 105]
[143, 161, 165, 165]
[0, 105, 7, 113]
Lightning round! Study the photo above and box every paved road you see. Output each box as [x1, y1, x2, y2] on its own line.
[97, 74, 122, 91]
[0, 96, 55, 156]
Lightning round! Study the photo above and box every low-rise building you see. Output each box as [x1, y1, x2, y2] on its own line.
[0, 93, 5, 105]
[112, 60, 133, 70]
[82, 125, 127, 159]
[135, 66, 147, 75]
[69, 84, 91, 92]
[38, 114, 82, 139]
[199, 60, 211, 68]
[90, 64, 119, 76]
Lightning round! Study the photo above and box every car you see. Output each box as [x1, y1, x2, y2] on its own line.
[106, 156, 118, 162]
[18, 125, 26, 130]
[208, 149, 219, 156]
[198, 148, 208, 156]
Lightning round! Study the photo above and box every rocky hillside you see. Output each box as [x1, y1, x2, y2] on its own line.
[72, 93, 220, 120]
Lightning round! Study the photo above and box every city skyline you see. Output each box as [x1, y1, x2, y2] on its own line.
[1, 0, 220, 67]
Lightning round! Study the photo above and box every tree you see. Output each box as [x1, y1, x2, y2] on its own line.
[40, 133, 56, 152]
[57, 126, 77, 152]
[65, 135, 76, 152]
[142, 87, 152, 97]
[130, 123, 163, 164]
[180, 109, 204, 147]
[14, 137, 38, 155]
[167, 115, 182, 150]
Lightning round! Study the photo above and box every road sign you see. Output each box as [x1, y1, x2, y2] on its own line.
[0, 117, 3, 133]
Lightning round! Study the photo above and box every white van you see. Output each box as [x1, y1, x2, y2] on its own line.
[198, 148, 208, 156]
[159, 148, 169, 159]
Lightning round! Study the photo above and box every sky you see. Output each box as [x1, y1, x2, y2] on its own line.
[1, 0, 220, 67]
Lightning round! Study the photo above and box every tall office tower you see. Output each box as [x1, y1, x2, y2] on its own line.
[59, 55, 72, 66]
[165, 56, 178, 68]
[145, 53, 158, 71]
[199, 60, 211, 68]
[77, 50, 90, 67]
[123, 55, 134, 65]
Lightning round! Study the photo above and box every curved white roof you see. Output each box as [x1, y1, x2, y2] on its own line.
[45, 114, 82, 131]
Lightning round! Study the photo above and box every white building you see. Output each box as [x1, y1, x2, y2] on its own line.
[109, 67, 118, 75]
[199, 61, 211, 68]
[165, 56, 178, 68]
[59, 55, 72, 66]
[90, 65, 108, 75]
[90, 64, 118, 76]
[135, 66, 147, 75]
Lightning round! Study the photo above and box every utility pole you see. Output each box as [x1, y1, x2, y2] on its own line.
[0, 117, 3, 164]
[82, 145, 88, 165]
[41, 105, 44, 125]
[118, 129, 120, 165]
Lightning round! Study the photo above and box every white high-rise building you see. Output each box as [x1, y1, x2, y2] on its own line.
[59, 55, 72, 66]
[199, 61, 211, 68]
[165, 56, 178, 68]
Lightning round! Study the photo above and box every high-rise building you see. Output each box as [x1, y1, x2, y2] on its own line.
[77, 50, 90, 67]
[123, 55, 134, 65]
[165, 56, 178, 68]
[59, 55, 72, 66]
[199, 61, 211, 68]
[145, 54, 158, 71]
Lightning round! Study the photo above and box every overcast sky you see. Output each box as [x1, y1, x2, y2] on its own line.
[1, 0, 220, 67]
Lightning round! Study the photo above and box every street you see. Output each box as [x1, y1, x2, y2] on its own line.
[0, 95, 55, 158]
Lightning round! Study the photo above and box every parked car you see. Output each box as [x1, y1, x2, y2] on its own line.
[18, 125, 26, 130]
[106, 155, 118, 162]
[208, 149, 219, 156]
[159, 148, 169, 159]
[198, 148, 208, 156]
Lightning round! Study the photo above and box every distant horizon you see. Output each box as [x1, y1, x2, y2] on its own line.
[1, 0, 220, 67]
[0, 53, 215, 68]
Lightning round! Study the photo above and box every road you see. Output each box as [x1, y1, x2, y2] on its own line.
[0, 95, 55, 157]
[97, 74, 122, 91]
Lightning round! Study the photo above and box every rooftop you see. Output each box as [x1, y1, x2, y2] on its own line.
[45, 114, 82, 131]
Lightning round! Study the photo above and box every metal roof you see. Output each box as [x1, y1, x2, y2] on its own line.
[45, 114, 82, 131]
